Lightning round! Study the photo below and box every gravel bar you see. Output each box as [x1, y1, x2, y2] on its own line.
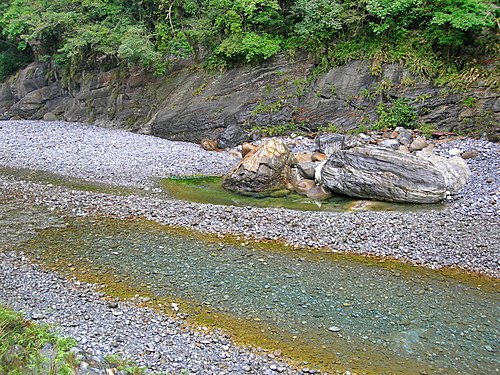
[0, 120, 238, 187]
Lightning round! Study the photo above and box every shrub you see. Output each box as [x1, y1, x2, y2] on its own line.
[374, 98, 418, 130]
[0, 305, 77, 374]
[0, 50, 22, 80]
[215, 32, 283, 64]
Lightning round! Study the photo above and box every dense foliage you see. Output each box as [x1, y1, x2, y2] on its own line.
[0, 0, 497, 80]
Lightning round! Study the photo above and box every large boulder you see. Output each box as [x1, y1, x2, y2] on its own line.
[319, 146, 470, 203]
[223, 139, 292, 195]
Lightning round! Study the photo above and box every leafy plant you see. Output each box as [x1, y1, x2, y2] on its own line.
[104, 354, 146, 375]
[251, 97, 288, 115]
[291, 0, 343, 47]
[318, 122, 342, 134]
[251, 122, 298, 136]
[462, 96, 478, 108]
[417, 123, 438, 137]
[373, 97, 418, 130]
[0, 305, 77, 375]
[0, 0, 496, 86]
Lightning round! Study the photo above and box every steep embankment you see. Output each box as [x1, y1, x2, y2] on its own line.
[1, 57, 498, 145]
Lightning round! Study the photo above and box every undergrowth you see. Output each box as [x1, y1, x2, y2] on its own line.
[0, 305, 77, 375]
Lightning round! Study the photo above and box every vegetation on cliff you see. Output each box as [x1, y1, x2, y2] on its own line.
[0, 0, 498, 84]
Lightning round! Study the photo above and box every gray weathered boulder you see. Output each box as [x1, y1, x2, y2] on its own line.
[297, 161, 316, 180]
[315, 133, 360, 154]
[319, 146, 470, 203]
[223, 139, 292, 195]
[396, 127, 414, 146]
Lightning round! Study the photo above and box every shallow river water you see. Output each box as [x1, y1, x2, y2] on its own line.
[0, 195, 498, 374]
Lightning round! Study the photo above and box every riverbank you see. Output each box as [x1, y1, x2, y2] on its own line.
[0, 250, 299, 375]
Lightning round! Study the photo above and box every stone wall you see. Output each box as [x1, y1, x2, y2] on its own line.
[1, 56, 498, 143]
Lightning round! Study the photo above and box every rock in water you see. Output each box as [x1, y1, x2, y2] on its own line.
[223, 139, 292, 195]
[320, 147, 470, 203]
[306, 185, 333, 201]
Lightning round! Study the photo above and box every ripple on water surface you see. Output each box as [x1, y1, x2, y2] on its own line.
[1, 199, 498, 374]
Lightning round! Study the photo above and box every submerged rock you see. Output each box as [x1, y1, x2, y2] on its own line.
[294, 179, 316, 195]
[306, 185, 333, 201]
[320, 146, 470, 203]
[223, 139, 292, 195]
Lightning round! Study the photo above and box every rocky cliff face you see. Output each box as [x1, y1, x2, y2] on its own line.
[1, 56, 498, 143]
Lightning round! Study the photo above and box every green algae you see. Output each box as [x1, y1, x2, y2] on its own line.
[159, 175, 445, 212]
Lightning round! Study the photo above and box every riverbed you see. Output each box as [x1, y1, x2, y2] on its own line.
[0, 120, 499, 374]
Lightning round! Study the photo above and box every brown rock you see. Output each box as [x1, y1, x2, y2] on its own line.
[311, 152, 328, 162]
[241, 142, 258, 157]
[228, 150, 243, 159]
[306, 185, 333, 201]
[461, 150, 479, 159]
[201, 139, 218, 151]
[431, 131, 457, 138]
[409, 136, 428, 152]
[293, 152, 313, 164]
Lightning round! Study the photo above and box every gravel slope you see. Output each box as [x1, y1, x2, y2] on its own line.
[0, 120, 238, 187]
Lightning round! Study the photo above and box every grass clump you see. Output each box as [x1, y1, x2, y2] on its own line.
[104, 354, 147, 375]
[0, 305, 77, 375]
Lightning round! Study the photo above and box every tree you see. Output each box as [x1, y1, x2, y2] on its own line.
[291, 0, 343, 45]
